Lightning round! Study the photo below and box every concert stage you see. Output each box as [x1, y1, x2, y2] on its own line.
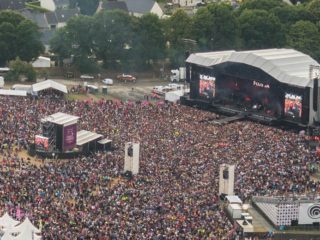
[30, 112, 111, 159]
[184, 49, 320, 127]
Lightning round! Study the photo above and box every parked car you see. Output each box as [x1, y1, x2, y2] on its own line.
[116, 74, 136, 83]
[80, 74, 94, 80]
[102, 78, 113, 85]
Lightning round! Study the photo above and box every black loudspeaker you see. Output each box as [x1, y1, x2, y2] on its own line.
[223, 169, 229, 179]
[123, 170, 133, 180]
[313, 222, 320, 227]
[220, 193, 227, 201]
[291, 220, 298, 226]
[314, 78, 318, 111]
[127, 146, 133, 157]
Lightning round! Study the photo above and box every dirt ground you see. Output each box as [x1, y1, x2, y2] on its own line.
[54, 77, 171, 101]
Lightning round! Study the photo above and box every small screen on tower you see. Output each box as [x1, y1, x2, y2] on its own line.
[35, 135, 49, 151]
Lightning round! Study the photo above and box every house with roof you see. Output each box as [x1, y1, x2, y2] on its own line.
[124, 0, 163, 18]
[98, 0, 163, 18]
[21, 7, 79, 52]
[97, 1, 128, 13]
[55, 8, 79, 28]
[0, 0, 27, 10]
[40, 0, 70, 11]
[20, 10, 49, 31]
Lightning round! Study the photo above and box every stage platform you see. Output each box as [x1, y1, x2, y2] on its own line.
[211, 114, 246, 125]
[181, 96, 307, 129]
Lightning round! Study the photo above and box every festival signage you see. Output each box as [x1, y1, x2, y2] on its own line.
[63, 124, 77, 151]
[298, 203, 320, 225]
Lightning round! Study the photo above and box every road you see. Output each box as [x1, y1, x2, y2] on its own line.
[50, 77, 170, 101]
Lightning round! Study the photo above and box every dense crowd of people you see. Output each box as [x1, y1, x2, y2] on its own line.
[0, 94, 318, 239]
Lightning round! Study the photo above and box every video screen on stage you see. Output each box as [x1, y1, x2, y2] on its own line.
[199, 74, 216, 99]
[284, 93, 302, 119]
[63, 124, 77, 151]
[35, 135, 49, 151]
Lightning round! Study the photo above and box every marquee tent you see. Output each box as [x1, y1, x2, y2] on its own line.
[12, 227, 42, 240]
[32, 80, 68, 94]
[1, 231, 14, 240]
[0, 89, 27, 97]
[10, 217, 40, 234]
[0, 213, 20, 229]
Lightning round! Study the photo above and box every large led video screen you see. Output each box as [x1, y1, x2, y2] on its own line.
[35, 135, 49, 151]
[63, 124, 77, 151]
[199, 74, 216, 99]
[284, 93, 302, 119]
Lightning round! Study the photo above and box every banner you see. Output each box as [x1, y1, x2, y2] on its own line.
[63, 124, 77, 151]
[298, 203, 320, 224]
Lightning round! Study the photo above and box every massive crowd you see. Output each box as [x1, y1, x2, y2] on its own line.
[0, 95, 318, 239]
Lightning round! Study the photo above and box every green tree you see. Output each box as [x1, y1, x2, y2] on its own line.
[287, 20, 320, 61]
[238, 0, 286, 14]
[50, 28, 73, 66]
[192, 3, 238, 51]
[0, 11, 43, 66]
[92, 10, 135, 69]
[70, 0, 99, 15]
[272, 5, 315, 26]
[306, 0, 320, 21]
[50, 15, 98, 72]
[133, 13, 166, 68]
[238, 9, 285, 49]
[163, 9, 194, 66]
[6, 58, 36, 82]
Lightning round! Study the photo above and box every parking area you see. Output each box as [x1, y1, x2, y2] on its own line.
[52, 77, 170, 101]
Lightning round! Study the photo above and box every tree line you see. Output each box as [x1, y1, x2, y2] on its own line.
[1, 0, 320, 74]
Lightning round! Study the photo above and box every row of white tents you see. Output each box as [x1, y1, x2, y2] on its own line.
[0, 80, 68, 97]
[0, 213, 41, 240]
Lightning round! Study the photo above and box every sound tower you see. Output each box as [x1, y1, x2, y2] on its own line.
[313, 78, 318, 111]
[124, 142, 140, 175]
[219, 164, 235, 196]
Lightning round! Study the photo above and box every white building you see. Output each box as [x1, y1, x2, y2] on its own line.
[124, 0, 163, 18]
[32, 56, 51, 68]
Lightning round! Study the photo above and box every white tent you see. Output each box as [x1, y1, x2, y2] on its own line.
[12, 227, 42, 240]
[0, 89, 27, 97]
[1, 231, 14, 240]
[0, 213, 20, 229]
[32, 56, 51, 68]
[10, 218, 40, 234]
[32, 80, 68, 94]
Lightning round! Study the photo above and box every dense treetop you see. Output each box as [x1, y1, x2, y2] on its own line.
[0, 0, 316, 72]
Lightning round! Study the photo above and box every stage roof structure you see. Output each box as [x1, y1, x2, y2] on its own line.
[41, 112, 79, 126]
[32, 80, 68, 93]
[98, 138, 112, 144]
[0, 89, 27, 96]
[226, 195, 243, 205]
[186, 48, 318, 88]
[77, 130, 103, 146]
